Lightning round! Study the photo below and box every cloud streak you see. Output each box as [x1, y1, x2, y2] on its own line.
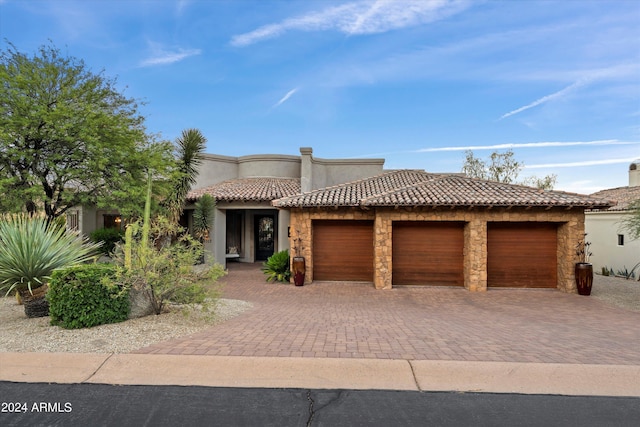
[416, 140, 638, 152]
[230, 0, 472, 47]
[499, 79, 589, 120]
[271, 87, 299, 109]
[526, 157, 639, 169]
[139, 46, 201, 67]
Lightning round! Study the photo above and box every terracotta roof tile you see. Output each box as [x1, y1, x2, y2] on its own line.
[272, 170, 613, 209]
[188, 178, 300, 202]
[589, 186, 640, 211]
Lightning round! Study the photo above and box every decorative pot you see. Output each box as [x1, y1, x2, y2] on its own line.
[292, 256, 306, 286]
[575, 263, 593, 296]
[19, 285, 49, 318]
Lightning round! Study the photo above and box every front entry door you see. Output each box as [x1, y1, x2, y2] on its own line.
[255, 215, 275, 261]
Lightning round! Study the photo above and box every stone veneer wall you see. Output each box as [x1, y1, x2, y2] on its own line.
[288, 207, 585, 293]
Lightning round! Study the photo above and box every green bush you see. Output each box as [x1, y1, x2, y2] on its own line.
[90, 227, 124, 255]
[262, 249, 291, 283]
[48, 264, 129, 329]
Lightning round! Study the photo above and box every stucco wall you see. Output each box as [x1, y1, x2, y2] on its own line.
[585, 211, 640, 274]
[289, 207, 585, 293]
[310, 158, 385, 190]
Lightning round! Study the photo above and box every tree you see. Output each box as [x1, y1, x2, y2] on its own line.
[0, 42, 172, 221]
[461, 150, 557, 189]
[162, 128, 207, 224]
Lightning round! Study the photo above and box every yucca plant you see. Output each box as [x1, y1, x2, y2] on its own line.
[262, 250, 291, 283]
[0, 214, 101, 315]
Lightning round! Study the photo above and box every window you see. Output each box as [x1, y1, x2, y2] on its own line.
[104, 214, 122, 230]
[68, 211, 79, 232]
[618, 234, 624, 246]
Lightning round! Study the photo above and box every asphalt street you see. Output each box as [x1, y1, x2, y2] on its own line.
[1, 382, 639, 427]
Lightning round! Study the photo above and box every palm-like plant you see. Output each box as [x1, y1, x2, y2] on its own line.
[163, 128, 207, 224]
[193, 194, 216, 242]
[262, 250, 291, 283]
[0, 214, 101, 301]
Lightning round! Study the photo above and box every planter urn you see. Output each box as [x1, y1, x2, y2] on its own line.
[575, 263, 593, 296]
[292, 256, 306, 286]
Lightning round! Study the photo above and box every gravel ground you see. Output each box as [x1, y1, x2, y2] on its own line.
[591, 274, 640, 312]
[0, 298, 252, 354]
[0, 274, 637, 354]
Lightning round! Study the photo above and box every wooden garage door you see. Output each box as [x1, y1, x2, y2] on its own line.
[487, 222, 557, 288]
[392, 222, 464, 286]
[313, 220, 374, 281]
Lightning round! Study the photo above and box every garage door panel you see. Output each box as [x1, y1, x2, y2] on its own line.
[393, 222, 464, 286]
[488, 222, 557, 288]
[313, 220, 374, 281]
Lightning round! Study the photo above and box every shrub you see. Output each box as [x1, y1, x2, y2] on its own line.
[90, 227, 124, 255]
[48, 264, 129, 329]
[262, 250, 291, 283]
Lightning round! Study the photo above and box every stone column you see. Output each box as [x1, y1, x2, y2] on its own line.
[464, 219, 487, 291]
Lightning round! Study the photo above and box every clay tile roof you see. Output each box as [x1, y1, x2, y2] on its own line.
[589, 186, 640, 211]
[272, 170, 613, 209]
[187, 177, 301, 202]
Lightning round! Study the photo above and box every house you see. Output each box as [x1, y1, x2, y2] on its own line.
[586, 161, 640, 276]
[184, 147, 384, 265]
[70, 146, 613, 293]
[272, 168, 611, 292]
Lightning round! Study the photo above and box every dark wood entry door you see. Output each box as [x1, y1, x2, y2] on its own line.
[255, 215, 275, 261]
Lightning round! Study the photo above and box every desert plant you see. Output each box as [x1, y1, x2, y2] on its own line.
[112, 173, 225, 315]
[114, 217, 225, 314]
[575, 234, 592, 263]
[90, 227, 125, 255]
[0, 214, 101, 299]
[193, 194, 216, 242]
[262, 249, 291, 283]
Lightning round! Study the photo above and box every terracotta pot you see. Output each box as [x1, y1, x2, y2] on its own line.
[292, 256, 305, 286]
[575, 263, 593, 296]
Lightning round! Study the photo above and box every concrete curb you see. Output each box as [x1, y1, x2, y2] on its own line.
[2, 352, 639, 397]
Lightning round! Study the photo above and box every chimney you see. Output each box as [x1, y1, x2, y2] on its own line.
[300, 147, 313, 192]
[630, 161, 640, 187]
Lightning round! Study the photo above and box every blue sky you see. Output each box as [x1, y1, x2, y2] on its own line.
[1, 0, 639, 193]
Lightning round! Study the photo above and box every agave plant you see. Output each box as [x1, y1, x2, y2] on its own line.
[0, 214, 101, 299]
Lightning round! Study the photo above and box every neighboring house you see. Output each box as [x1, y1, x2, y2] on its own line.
[70, 146, 613, 293]
[586, 161, 640, 276]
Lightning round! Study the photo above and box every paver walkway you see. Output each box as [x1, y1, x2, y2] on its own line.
[135, 263, 640, 364]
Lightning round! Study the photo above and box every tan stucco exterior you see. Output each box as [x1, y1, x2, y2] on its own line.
[288, 207, 586, 293]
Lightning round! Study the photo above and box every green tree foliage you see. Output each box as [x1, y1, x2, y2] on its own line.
[0, 42, 173, 220]
[461, 150, 557, 189]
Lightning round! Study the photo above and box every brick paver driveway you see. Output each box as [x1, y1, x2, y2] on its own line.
[136, 263, 640, 364]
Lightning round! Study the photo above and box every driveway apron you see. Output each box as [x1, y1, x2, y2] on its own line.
[134, 263, 640, 365]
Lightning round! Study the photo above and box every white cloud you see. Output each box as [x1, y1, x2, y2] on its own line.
[416, 140, 638, 152]
[525, 157, 639, 169]
[230, 0, 472, 47]
[271, 87, 300, 109]
[139, 45, 201, 67]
